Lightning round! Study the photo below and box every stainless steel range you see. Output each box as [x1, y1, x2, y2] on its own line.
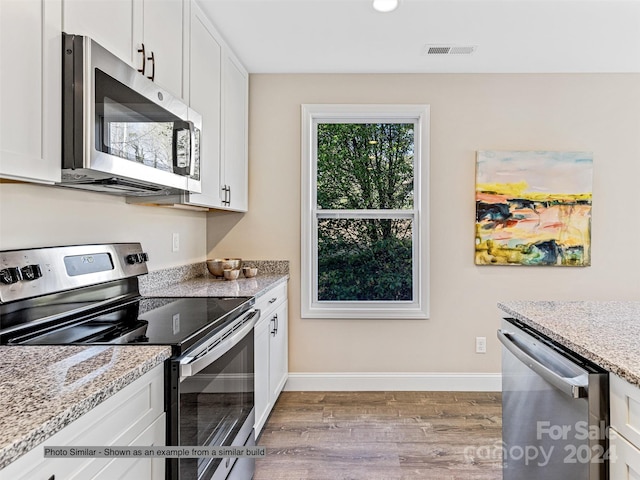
[0, 243, 258, 480]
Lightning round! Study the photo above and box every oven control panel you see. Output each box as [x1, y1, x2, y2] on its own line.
[0, 243, 149, 304]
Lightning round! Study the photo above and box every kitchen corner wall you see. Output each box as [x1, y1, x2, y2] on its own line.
[209, 73, 640, 377]
[0, 183, 207, 270]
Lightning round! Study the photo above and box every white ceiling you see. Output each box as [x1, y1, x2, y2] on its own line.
[196, 0, 640, 74]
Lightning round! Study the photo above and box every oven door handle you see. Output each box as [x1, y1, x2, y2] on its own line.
[179, 309, 259, 378]
[497, 329, 588, 399]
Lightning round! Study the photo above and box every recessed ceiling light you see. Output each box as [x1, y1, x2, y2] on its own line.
[373, 0, 398, 13]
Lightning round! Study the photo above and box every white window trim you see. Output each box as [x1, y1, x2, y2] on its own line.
[301, 104, 430, 319]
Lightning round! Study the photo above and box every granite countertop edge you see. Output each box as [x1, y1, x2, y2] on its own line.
[0, 346, 171, 471]
[498, 301, 640, 388]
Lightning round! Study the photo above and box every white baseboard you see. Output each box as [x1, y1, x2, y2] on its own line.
[283, 372, 501, 392]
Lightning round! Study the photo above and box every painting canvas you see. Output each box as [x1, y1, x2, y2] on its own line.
[475, 151, 593, 266]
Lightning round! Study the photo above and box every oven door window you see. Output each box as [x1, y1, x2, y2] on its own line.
[94, 68, 195, 177]
[179, 330, 254, 480]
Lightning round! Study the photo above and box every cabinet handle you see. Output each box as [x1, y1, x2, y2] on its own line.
[270, 316, 277, 336]
[222, 185, 231, 206]
[48, 476, 55, 480]
[137, 44, 146, 74]
[268, 297, 277, 304]
[147, 51, 155, 81]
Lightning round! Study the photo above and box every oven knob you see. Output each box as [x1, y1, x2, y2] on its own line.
[126, 254, 141, 264]
[140, 252, 149, 262]
[20, 264, 42, 281]
[0, 267, 21, 284]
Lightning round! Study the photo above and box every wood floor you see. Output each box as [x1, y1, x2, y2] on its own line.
[254, 391, 503, 480]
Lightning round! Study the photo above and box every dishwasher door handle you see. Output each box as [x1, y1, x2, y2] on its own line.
[497, 329, 587, 399]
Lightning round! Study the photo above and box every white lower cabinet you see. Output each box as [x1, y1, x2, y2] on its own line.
[254, 282, 288, 436]
[269, 300, 288, 403]
[610, 429, 640, 480]
[610, 373, 640, 479]
[254, 312, 272, 435]
[2, 364, 166, 480]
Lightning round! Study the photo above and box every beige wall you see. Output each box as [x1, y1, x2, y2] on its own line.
[0, 183, 207, 270]
[207, 73, 640, 375]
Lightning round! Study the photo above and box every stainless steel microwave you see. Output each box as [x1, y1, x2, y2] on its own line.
[60, 33, 201, 196]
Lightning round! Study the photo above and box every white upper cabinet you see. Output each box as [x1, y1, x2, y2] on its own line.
[185, 7, 248, 211]
[0, 0, 62, 183]
[128, 2, 249, 211]
[220, 51, 249, 211]
[135, 0, 187, 98]
[178, 3, 223, 208]
[2, 0, 247, 203]
[62, 0, 135, 67]
[62, 0, 187, 100]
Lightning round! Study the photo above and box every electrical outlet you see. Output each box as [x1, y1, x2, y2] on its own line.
[172, 233, 179, 252]
[476, 336, 487, 354]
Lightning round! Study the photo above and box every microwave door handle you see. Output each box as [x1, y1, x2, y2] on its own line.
[188, 121, 196, 177]
[179, 309, 259, 378]
[172, 122, 191, 176]
[497, 329, 587, 399]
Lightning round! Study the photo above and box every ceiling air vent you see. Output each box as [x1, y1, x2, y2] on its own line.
[422, 45, 477, 56]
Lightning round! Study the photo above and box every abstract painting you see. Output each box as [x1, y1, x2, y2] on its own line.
[475, 151, 593, 266]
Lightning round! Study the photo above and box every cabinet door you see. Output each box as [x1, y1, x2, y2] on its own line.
[0, 0, 61, 183]
[91, 414, 166, 480]
[62, 0, 135, 66]
[611, 373, 640, 448]
[221, 52, 249, 211]
[139, 0, 185, 99]
[183, 4, 223, 208]
[269, 301, 288, 404]
[610, 428, 640, 480]
[254, 316, 271, 436]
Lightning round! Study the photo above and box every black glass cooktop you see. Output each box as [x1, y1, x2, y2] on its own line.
[5, 296, 252, 354]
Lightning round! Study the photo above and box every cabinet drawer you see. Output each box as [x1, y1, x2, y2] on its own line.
[611, 374, 640, 448]
[255, 282, 287, 318]
[610, 428, 640, 480]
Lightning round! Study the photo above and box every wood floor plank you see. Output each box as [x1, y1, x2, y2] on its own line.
[255, 391, 502, 480]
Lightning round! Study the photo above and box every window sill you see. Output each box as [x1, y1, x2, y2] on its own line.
[301, 305, 429, 320]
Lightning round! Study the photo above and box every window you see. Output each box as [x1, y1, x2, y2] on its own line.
[301, 105, 430, 319]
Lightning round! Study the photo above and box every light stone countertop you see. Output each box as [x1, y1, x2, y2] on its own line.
[0, 345, 171, 470]
[142, 273, 289, 299]
[498, 300, 640, 388]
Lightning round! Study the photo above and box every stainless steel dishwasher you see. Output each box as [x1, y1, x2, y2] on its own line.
[498, 318, 609, 480]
